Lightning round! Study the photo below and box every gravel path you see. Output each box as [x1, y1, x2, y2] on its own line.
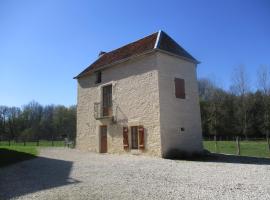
[1, 148, 270, 200]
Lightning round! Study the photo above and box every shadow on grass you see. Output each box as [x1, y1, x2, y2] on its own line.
[0, 153, 79, 199]
[195, 152, 270, 165]
[0, 148, 37, 168]
[165, 149, 270, 165]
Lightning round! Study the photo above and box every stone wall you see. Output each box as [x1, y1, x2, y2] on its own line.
[76, 51, 203, 158]
[157, 52, 203, 157]
[76, 53, 162, 156]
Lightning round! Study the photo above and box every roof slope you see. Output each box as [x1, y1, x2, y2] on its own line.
[75, 31, 198, 79]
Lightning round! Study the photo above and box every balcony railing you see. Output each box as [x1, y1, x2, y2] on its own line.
[94, 102, 113, 119]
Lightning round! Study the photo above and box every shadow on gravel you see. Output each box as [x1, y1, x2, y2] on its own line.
[195, 153, 270, 165]
[0, 148, 37, 168]
[171, 153, 270, 165]
[0, 156, 80, 200]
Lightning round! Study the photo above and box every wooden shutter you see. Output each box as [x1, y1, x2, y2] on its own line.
[123, 127, 129, 150]
[138, 126, 145, 150]
[175, 78, 185, 99]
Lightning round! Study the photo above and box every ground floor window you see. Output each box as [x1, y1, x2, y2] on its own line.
[131, 126, 138, 149]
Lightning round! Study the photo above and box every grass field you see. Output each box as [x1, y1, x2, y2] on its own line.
[204, 140, 270, 158]
[0, 146, 37, 167]
[0, 140, 65, 147]
[1, 140, 269, 167]
[0, 140, 66, 167]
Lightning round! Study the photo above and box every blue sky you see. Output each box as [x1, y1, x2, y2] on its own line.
[1, 0, 269, 107]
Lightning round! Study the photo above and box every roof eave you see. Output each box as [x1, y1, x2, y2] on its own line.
[74, 49, 157, 79]
[155, 48, 200, 64]
[74, 48, 200, 79]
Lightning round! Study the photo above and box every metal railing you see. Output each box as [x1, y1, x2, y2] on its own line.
[94, 102, 113, 119]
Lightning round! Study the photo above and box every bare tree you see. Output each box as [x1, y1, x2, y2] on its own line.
[198, 78, 224, 137]
[0, 106, 8, 140]
[198, 78, 216, 101]
[257, 65, 270, 141]
[230, 65, 250, 139]
[6, 107, 21, 141]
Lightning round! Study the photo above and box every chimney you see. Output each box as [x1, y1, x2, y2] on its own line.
[98, 51, 106, 57]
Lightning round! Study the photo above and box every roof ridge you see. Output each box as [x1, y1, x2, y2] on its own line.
[154, 30, 162, 49]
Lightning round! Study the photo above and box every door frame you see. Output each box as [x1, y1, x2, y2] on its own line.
[99, 125, 107, 153]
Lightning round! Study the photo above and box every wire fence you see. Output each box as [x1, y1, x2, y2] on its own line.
[203, 136, 270, 158]
[0, 139, 75, 148]
[203, 135, 269, 141]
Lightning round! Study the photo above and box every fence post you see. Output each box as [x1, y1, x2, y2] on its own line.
[51, 136, 54, 146]
[267, 136, 270, 152]
[8, 139, 11, 146]
[37, 139, 39, 146]
[214, 135, 218, 153]
[24, 140, 26, 146]
[236, 136, 240, 155]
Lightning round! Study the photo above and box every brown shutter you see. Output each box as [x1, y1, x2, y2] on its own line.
[123, 127, 129, 150]
[175, 78, 185, 99]
[138, 126, 145, 150]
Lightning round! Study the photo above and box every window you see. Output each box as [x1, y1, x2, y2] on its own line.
[95, 71, 102, 84]
[130, 126, 145, 150]
[102, 85, 112, 117]
[131, 126, 138, 149]
[175, 78, 185, 99]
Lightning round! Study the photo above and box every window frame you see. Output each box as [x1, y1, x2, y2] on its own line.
[102, 84, 112, 117]
[174, 78, 186, 99]
[95, 71, 102, 84]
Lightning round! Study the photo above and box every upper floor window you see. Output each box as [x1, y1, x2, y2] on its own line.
[175, 78, 185, 99]
[102, 84, 112, 117]
[95, 71, 102, 84]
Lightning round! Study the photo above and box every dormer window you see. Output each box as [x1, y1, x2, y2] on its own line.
[95, 71, 102, 84]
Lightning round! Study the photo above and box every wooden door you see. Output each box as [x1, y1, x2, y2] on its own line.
[100, 126, 107, 153]
[102, 85, 112, 117]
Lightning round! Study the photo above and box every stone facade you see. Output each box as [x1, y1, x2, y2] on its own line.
[157, 51, 203, 157]
[76, 51, 203, 157]
[76, 53, 162, 156]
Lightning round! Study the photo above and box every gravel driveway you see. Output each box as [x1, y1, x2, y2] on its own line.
[1, 148, 270, 200]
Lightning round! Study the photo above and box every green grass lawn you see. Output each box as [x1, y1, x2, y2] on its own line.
[0, 140, 65, 147]
[0, 146, 38, 168]
[0, 140, 66, 168]
[204, 140, 270, 158]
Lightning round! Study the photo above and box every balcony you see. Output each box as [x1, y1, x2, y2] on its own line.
[94, 102, 113, 120]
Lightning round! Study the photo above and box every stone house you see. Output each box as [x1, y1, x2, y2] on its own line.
[74, 31, 203, 158]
